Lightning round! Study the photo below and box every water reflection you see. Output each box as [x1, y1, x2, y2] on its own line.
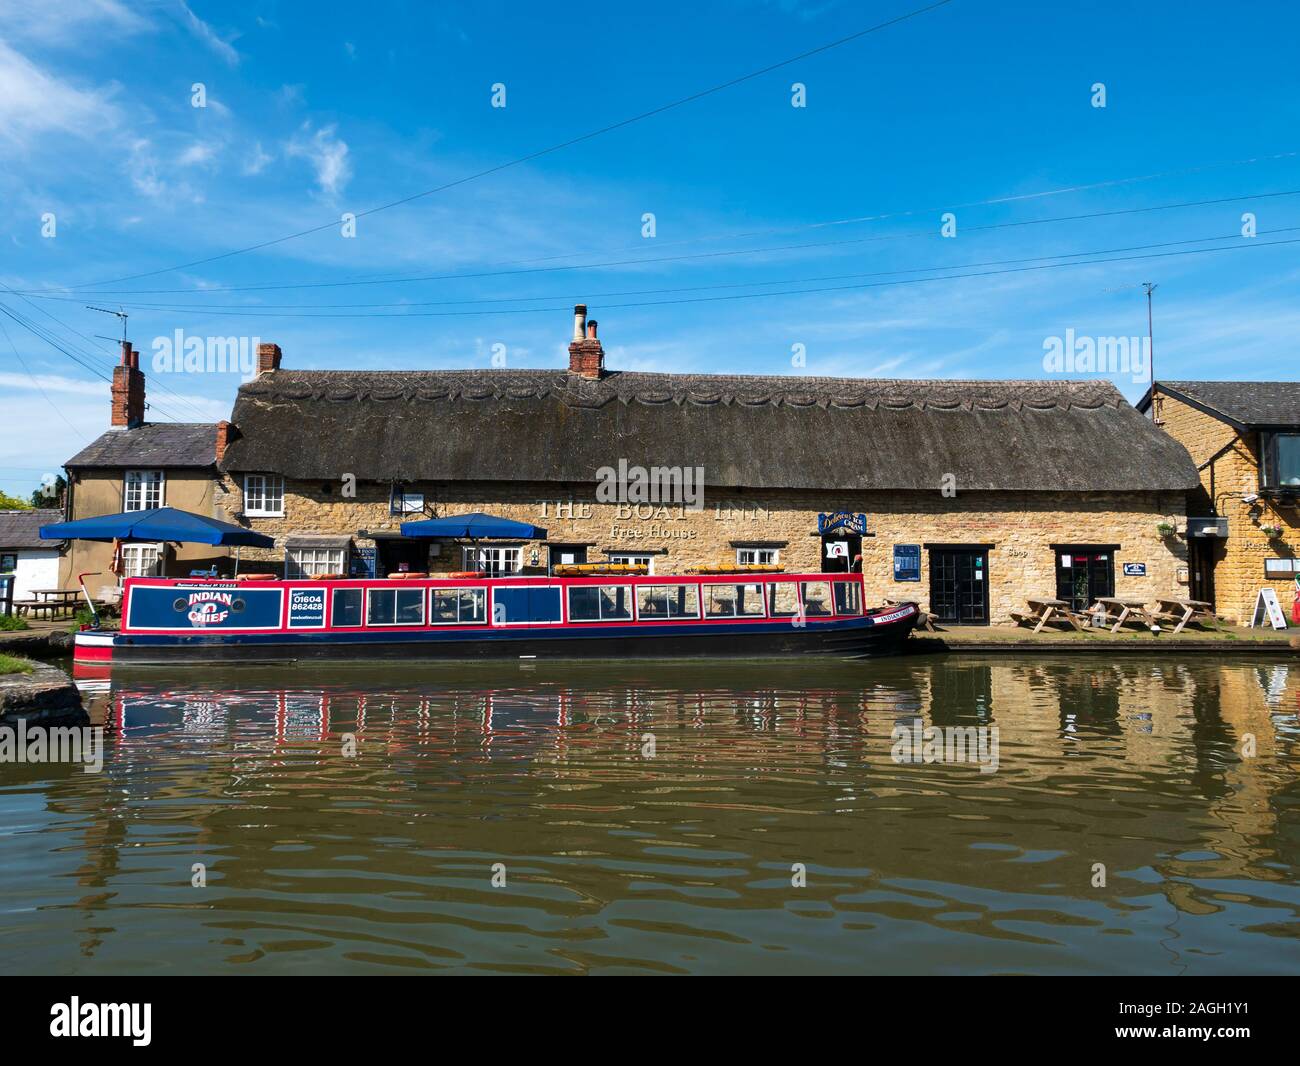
[2, 656, 1298, 974]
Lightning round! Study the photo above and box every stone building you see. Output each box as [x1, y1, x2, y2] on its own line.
[1139, 381, 1300, 623]
[60, 341, 229, 591]
[212, 306, 1199, 624]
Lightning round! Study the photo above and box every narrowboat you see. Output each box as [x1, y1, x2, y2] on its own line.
[72, 571, 919, 667]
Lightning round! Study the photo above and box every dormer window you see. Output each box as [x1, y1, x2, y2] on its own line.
[1261, 432, 1300, 491]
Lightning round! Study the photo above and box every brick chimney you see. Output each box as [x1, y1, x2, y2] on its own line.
[110, 339, 146, 428]
[257, 342, 282, 375]
[214, 420, 232, 464]
[567, 304, 604, 379]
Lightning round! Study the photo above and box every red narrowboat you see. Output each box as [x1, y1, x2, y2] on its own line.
[72, 571, 919, 667]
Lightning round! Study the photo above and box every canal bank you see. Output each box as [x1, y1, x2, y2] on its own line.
[909, 622, 1300, 656]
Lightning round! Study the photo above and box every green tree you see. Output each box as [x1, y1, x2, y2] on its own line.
[30, 474, 66, 508]
[0, 490, 32, 510]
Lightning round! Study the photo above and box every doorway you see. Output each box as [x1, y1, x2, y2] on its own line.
[928, 547, 989, 624]
[1187, 538, 1217, 608]
[821, 533, 862, 573]
[1054, 547, 1115, 612]
[376, 537, 427, 576]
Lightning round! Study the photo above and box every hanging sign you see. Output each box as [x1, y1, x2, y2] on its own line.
[825, 540, 849, 559]
[893, 544, 921, 582]
[1250, 587, 1288, 630]
[818, 512, 868, 535]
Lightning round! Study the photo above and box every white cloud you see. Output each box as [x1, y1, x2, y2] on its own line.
[178, 141, 218, 166]
[175, 0, 240, 66]
[0, 0, 148, 45]
[284, 122, 352, 198]
[0, 39, 121, 149]
[242, 140, 273, 175]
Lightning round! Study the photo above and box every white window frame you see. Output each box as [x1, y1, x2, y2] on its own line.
[463, 545, 522, 576]
[736, 547, 779, 566]
[243, 474, 285, 517]
[124, 469, 164, 511]
[120, 542, 163, 579]
[429, 587, 488, 625]
[285, 547, 345, 579]
[608, 552, 655, 574]
[365, 586, 426, 627]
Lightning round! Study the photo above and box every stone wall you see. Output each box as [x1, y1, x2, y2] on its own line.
[1155, 392, 1298, 623]
[221, 475, 1188, 623]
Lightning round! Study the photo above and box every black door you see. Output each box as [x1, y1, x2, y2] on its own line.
[1055, 549, 1114, 612]
[928, 548, 989, 624]
[821, 533, 862, 573]
[376, 537, 426, 576]
[1187, 539, 1216, 609]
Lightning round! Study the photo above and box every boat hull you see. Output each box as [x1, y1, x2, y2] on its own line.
[75, 608, 918, 666]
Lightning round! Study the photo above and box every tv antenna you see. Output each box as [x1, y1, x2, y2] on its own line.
[86, 305, 128, 342]
[1143, 282, 1160, 423]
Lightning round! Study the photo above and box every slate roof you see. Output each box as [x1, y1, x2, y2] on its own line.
[0, 509, 62, 549]
[64, 423, 219, 469]
[1143, 381, 1300, 429]
[219, 369, 1199, 493]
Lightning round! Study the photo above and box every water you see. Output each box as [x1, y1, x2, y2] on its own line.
[1, 655, 1298, 975]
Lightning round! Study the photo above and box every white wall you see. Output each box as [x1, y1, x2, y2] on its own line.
[9, 550, 60, 601]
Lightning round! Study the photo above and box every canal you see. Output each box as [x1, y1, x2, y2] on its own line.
[1, 655, 1297, 975]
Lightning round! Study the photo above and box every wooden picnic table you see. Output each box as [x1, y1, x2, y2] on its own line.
[1154, 597, 1215, 635]
[28, 588, 83, 618]
[1021, 597, 1086, 633]
[1089, 596, 1156, 633]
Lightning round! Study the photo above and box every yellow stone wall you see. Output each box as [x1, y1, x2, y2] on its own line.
[1154, 391, 1298, 623]
[221, 476, 1189, 623]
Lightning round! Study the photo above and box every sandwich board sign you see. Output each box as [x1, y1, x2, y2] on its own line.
[1249, 587, 1288, 630]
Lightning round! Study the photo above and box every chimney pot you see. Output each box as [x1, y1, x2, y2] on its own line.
[567, 305, 605, 379]
[587, 319, 598, 339]
[572, 304, 587, 343]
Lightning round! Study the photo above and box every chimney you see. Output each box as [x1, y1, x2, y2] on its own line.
[567, 304, 605, 379]
[215, 420, 232, 464]
[110, 339, 146, 428]
[257, 342, 282, 375]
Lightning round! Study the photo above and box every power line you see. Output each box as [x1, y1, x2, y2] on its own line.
[27, 180, 1300, 299]
[30, 232, 1296, 320]
[0, 314, 87, 443]
[68, 0, 959, 290]
[34, 215, 1300, 313]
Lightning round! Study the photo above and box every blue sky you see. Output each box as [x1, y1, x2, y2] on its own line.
[2, 0, 1299, 496]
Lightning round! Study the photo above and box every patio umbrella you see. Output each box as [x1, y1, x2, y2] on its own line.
[39, 507, 276, 548]
[399, 512, 548, 540]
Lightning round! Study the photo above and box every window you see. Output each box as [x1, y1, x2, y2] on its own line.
[552, 546, 587, 566]
[736, 547, 779, 566]
[833, 581, 863, 615]
[366, 587, 425, 626]
[1262, 432, 1300, 490]
[1055, 549, 1114, 613]
[492, 586, 563, 624]
[568, 584, 633, 622]
[285, 547, 345, 579]
[800, 581, 834, 616]
[244, 474, 285, 517]
[608, 552, 654, 574]
[635, 584, 700, 619]
[464, 546, 521, 576]
[0, 553, 15, 574]
[124, 469, 164, 511]
[703, 583, 765, 618]
[766, 582, 800, 617]
[389, 485, 424, 514]
[332, 588, 364, 627]
[121, 543, 162, 579]
[431, 587, 487, 624]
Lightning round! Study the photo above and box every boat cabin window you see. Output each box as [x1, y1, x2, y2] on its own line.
[568, 584, 633, 622]
[332, 587, 364, 627]
[492, 586, 563, 624]
[430, 587, 487, 624]
[832, 580, 863, 615]
[703, 582, 765, 618]
[635, 584, 700, 619]
[768, 582, 802, 617]
[367, 587, 425, 626]
[800, 581, 834, 616]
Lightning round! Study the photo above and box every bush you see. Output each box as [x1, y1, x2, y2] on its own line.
[0, 613, 29, 631]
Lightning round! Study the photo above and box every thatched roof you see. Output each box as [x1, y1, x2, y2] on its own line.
[65, 423, 219, 469]
[1143, 381, 1300, 430]
[220, 370, 1199, 493]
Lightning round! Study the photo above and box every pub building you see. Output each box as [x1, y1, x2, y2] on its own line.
[190, 305, 1196, 625]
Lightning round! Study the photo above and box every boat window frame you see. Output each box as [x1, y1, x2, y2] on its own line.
[701, 581, 768, 619]
[365, 585, 426, 627]
[489, 583, 565, 626]
[633, 582, 701, 621]
[330, 586, 365, 628]
[567, 583, 636, 623]
[428, 586, 488, 626]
